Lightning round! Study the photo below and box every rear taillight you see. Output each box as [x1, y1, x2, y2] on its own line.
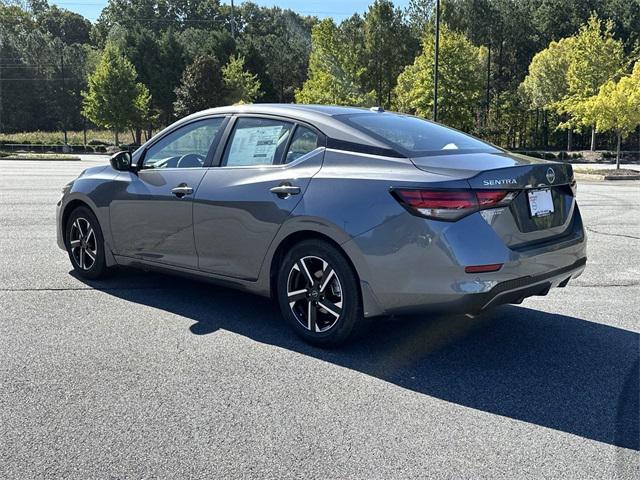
[476, 190, 512, 206]
[392, 189, 517, 221]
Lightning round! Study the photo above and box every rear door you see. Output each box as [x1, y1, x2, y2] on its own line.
[109, 116, 227, 268]
[193, 116, 324, 279]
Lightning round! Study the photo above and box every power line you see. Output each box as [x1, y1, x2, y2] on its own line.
[0, 65, 60, 68]
[0, 78, 76, 81]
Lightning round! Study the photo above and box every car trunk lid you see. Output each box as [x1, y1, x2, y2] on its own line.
[410, 151, 576, 247]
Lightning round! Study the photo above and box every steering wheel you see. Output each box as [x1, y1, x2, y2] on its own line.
[176, 153, 205, 168]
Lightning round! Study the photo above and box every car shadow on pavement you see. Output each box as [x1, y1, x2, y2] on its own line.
[74, 269, 639, 451]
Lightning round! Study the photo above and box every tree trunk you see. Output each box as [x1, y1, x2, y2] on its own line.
[616, 131, 621, 170]
[567, 129, 572, 152]
[114, 129, 119, 146]
[590, 125, 596, 151]
[534, 108, 540, 148]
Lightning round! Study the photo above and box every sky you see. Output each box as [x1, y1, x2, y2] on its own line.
[51, 1, 413, 23]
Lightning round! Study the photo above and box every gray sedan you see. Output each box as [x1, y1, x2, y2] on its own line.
[57, 104, 586, 346]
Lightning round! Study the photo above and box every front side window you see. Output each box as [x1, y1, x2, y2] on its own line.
[143, 117, 225, 169]
[223, 118, 293, 167]
[285, 126, 320, 163]
[340, 113, 501, 157]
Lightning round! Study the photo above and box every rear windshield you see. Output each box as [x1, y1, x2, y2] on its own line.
[339, 113, 501, 157]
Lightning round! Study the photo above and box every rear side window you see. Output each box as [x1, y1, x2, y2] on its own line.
[285, 126, 319, 163]
[340, 113, 500, 157]
[223, 117, 293, 166]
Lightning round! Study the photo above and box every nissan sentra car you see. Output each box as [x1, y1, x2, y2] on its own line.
[57, 104, 586, 346]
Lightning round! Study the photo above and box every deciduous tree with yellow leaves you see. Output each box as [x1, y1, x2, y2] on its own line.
[578, 62, 640, 169]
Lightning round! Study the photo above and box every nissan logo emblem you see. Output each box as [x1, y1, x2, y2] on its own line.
[546, 167, 556, 184]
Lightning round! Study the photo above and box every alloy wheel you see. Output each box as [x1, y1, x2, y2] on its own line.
[286, 256, 343, 333]
[69, 217, 97, 270]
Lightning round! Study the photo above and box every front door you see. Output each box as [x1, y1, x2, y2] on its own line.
[109, 117, 227, 268]
[194, 117, 324, 279]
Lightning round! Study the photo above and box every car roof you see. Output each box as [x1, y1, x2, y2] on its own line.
[194, 103, 374, 118]
[181, 103, 404, 157]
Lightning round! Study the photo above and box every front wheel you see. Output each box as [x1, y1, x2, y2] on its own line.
[277, 240, 363, 347]
[65, 206, 109, 280]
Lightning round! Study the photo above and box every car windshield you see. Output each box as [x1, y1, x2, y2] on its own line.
[340, 113, 501, 157]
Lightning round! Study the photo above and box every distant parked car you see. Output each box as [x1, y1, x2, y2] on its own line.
[57, 104, 586, 346]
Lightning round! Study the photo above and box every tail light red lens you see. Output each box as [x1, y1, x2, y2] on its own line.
[397, 190, 477, 209]
[476, 190, 511, 206]
[393, 189, 516, 221]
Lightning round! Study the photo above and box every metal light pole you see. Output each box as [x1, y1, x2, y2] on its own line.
[486, 42, 491, 123]
[0, 33, 3, 134]
[61, 50, 68, 145]
[433, 0, 440, 122]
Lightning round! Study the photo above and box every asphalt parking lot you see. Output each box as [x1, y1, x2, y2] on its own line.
[1, 157, 638, 479]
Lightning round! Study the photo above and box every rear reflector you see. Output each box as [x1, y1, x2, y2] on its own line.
[465, 264, 503, 273]
[392, 189, 517, 221]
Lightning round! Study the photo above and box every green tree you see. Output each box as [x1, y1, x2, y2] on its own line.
[394, 24, 485, 132]
[406, 0, 434, 35]
[129, 82, 155, 143]
[222, 55, 261, 104]
[580, 62, 640, 168]
[82, 42, 151, 145]
[363, 0, 417, 108]
[521, 37, 576, 149]
[115, 26, 185, 126]
[35, 4, 91, 45]
[558, 14, 626, 150]
[173, 55, 224, 117]
[233, 4, 314, 103]
[295, 19, 374, 106]
[178, 27, 234, 66]
[522, 38, 574, 110]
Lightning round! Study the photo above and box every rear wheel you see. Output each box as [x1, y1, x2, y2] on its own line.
[277, 240, 363, 347]
[65, 206, 109, 279]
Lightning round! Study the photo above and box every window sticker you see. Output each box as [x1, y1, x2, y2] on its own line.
[227, 126, 284, 166]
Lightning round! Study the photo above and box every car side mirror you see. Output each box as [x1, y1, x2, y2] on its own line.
[110, 151, 133, 171]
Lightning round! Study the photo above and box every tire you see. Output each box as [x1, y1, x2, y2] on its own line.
[65, 206, 110, 280]
[277, 239, 363, 347]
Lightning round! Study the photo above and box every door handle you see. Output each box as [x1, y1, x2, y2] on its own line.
[171, 185, 194, 198]
[270, 184, 301, 198]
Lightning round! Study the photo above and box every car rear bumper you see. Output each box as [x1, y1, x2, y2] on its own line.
[457, 256, 586, 314]
[343, 205, 587, 317]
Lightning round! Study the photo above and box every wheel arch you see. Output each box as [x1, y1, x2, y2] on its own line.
[60, 196, 117, 267]
[268, 229, 385, 318]
[269, 230, 360, 301]
[61, 199, 96, 240]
